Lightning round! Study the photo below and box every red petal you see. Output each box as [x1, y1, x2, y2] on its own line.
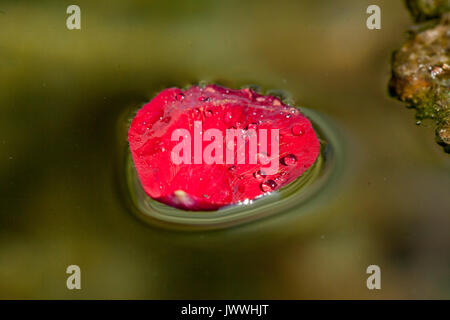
[128, 85, 320, 210]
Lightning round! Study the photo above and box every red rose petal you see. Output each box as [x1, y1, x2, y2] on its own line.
[128, 85, 320, 210]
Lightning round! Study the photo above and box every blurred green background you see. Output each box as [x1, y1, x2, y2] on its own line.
[0, 0, 449, 299]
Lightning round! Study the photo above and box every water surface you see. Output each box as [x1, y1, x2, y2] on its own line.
[0, 0, 449, 299]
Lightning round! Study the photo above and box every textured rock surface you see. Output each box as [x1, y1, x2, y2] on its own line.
[406, 0, 450, 22]
[390, 3, 450, 152]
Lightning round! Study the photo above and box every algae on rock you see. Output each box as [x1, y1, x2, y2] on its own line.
[406, 0, 450, 22]
[390, 1, 450, 153]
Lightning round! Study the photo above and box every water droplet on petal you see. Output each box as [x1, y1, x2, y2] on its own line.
[246, 123, 258, 130]
[204, 109, 213, 117]
[274, 173, 287, 183]
[176, 93, 185, 101]
[281, 154, 297, 166]
[260, 180, 277, 192]
[223, 111, 233, 124]
[241, 88, 254, 100]
[292, 125, 304, 136]
[253, 170, 266, 180]
[272, 98, 281, 106]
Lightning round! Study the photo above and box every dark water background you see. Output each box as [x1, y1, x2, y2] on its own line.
[0, 0, 449, 298]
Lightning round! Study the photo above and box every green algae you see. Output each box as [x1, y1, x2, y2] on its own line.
[406, 0, 450, 22]
[390, 3, 450, 153]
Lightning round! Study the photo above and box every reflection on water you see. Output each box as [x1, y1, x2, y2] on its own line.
[123, 106, 344, 230]
[0, 0, 449, 299]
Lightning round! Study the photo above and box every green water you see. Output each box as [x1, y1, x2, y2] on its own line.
[1, 0, 449, 299]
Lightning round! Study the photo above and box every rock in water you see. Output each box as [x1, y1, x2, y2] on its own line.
[390, 3, 450, 153]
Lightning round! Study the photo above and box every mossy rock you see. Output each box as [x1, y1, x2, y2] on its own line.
[390, 5, 449, 153]
[406, 0, 450, 22]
